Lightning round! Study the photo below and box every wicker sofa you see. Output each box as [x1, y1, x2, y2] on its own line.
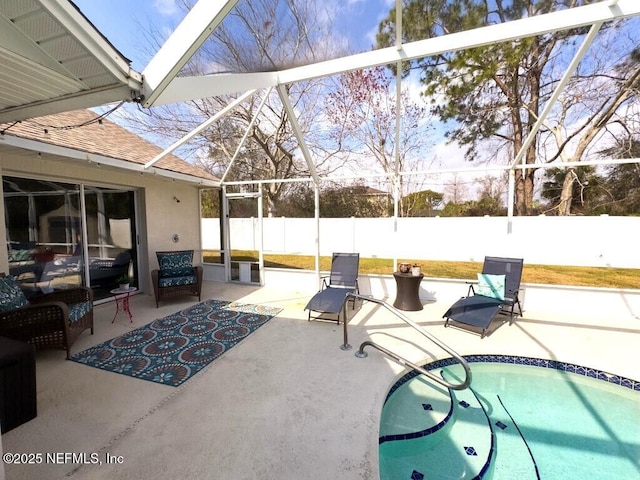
[151, 250, 203, 307]
[0, 274, 94, 359]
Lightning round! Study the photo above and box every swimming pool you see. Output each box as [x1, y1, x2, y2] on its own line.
[379, 355, 640, 480]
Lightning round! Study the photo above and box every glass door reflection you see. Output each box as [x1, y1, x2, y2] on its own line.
[84, 187, 137, 301]
[4, 177, 137, 301]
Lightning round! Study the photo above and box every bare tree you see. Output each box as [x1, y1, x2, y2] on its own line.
[324, 66, 432, 216]
[125, 0, 349, 216]
[443, 173, 469, 205]
[541, 42, 640, 215]
[477, 173, 508, 206]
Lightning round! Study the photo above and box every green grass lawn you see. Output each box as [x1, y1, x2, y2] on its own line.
[203, 251, 640, 290]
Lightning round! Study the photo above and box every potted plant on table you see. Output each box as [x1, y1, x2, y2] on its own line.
[117, 274, 131, 290]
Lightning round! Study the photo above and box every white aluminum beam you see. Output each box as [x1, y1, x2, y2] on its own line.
[220, 87, 273, 184]
[159, 0, 640, 102]
[507, 21, 604, 217]
[393, 0, 403, 181]
[205, 156, 640, 187]
[152, 72, 278, 107]
[276, 84, 321, 185]
[142, 0, 239, 107]
[279, 0, 639, 85]
[510, 22, 604, 170]
[144, 90, 255, 169]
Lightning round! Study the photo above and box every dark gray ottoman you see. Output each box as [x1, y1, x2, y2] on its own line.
[0, 336, 37, 434]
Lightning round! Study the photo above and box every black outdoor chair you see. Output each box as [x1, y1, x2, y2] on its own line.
[443, 256, 524, 337]
[89, 251, 132, 288]
[305, 253, 360, 324]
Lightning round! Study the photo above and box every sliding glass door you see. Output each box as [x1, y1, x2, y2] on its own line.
[84, 187, 137, 301]
[3, 176, 137, 301]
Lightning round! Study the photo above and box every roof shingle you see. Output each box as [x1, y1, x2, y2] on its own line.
[0, 109, 217, 182]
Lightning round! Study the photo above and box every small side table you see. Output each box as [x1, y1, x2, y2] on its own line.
[110, 287, 137, 323]
[393, 272, 424, 311]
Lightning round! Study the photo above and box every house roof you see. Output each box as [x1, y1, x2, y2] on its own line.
[0, 1, 143, 123]
[0, 109, 218, 184]
[335, 185, 389, 197]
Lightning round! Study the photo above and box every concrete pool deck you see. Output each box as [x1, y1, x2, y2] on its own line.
[1, 280, 638, 480]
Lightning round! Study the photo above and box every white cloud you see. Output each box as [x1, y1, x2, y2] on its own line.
[154, 0, 180, 17]
[431, 140, 468, 170]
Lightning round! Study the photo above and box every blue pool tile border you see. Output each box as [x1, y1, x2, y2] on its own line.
[379, 381, 455, 444]
[436, 355, 639, 390]
[378, 405, 454, 444]
[385, 354, 639, 404]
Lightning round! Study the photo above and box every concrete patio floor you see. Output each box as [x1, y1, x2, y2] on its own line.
[1, 280, 638, 480]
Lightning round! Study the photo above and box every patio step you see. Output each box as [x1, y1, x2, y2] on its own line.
[379, 374, 453, 443]
[379, 375, 493, 479]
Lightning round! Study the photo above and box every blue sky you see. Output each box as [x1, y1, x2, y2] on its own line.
[72, 0, 472, 191]
[73, 0, 186, 71]
[72, 0, 393, 72]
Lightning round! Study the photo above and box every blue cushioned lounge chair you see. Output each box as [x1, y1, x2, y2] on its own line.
[305, 253, 360, 324]
[443, 256, 524, 337]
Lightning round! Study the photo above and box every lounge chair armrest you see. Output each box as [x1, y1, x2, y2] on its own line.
[503, 289, 521, 302]
[466, 282, 477, 296]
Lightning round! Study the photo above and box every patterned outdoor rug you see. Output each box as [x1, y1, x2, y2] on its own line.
[70, 299, 282, 387]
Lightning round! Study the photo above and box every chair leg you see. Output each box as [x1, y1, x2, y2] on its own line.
[513, 293, 523, 317]
[508, 297, 523, 325]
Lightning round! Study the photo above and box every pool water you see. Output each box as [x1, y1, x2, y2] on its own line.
[379, 358, 640, 480]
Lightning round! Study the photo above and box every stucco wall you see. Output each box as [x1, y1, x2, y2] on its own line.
[0, 150, 204, 293]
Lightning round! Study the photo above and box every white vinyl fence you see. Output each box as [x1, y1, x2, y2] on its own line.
[201, 215, 640, 269]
